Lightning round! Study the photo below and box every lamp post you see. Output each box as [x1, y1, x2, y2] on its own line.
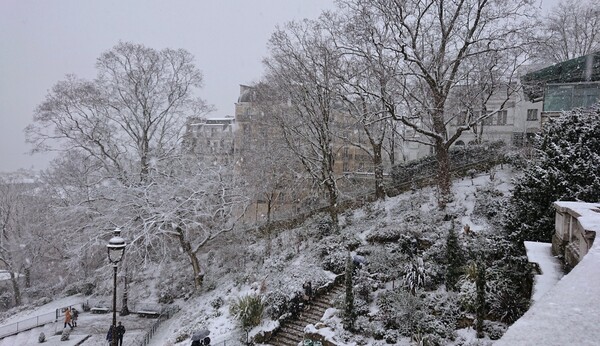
[107, 229, 126, 346]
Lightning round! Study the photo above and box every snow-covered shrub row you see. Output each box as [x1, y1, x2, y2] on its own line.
[472, 184, 508, 223]
[390, 141, 506, 189]
[63, 281, 95, 296]
[157, 266, 195, 304]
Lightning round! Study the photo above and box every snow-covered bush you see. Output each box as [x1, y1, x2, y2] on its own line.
[506, 106, 600, 243]
[60, 328, 70, 341]
[483, 320, 507, 340]
[264, 290, 290, 320]
[423, 290, 461, 337]
[316, 217, 334, 237]
[445, 228, 465, 291]
[365, 246, 403, 282]
[403, 257, 428, 294]
[376, 289, 423, 334]
[365, 227, 403, 243]
[38, 332, 45, 343]
[354, 269, 373, 303]
[157, 268, 193, 304]
[320, 249, 347, 274]
[458, 277, 477, 312]
[64, 281, 95, 296]
[210, 297, 224, 310]
[229, 294, 264, 329]
[472, 185, 506, 223]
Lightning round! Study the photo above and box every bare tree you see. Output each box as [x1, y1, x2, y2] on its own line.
[324, 9, 405, 199]
[536, 0, 600, 64]
[342, 0, 535, 207]
[0, 176, 53, 306]
[235, 90, 308, 224]
[26, 42, 211, 184]
[263, 19, 344, 229]
[25, 42, 238, 288]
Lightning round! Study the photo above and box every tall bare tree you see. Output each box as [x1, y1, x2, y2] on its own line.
[0, 176, 52, 306]
[342, 0, 535, 207]
[263, 19, 344, 228]
[27, 42, 210, 184]
[536, 0, 600, 64]
[235, 89, 308, 224]
[25, 42, 238, 288]
[324, 9, 404, 199]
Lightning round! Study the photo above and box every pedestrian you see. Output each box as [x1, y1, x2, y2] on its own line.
[71, 307, 79, 327]
[303, 281, 313, 301]
[115, 321, 126, 346]
[106, 325, 113, 344]
[63, 307, 73, 329]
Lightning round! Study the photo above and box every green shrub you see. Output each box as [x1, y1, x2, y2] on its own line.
[229, 294, 264, 329]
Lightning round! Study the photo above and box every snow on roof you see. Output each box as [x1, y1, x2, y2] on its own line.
[524, 242, 563, 302]
[497, 239, 600, 345]
[554, 201, 600, 233]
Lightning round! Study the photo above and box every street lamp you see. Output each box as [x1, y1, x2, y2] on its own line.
[107, 229, 126, 346]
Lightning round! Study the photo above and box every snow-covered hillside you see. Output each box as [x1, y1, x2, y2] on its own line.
[1, 165, 529, 346]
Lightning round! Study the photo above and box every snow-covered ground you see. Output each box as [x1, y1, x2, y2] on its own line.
[0, 295, 159, 346]
[524, 241, 564, 302]
[497, 239, 600, 345]
[2, 165, 589, 346]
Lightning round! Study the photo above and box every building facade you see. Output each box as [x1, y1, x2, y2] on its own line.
[183, 116, 235, 165]
[523, 51, 600, 124]
[446, 86, 544, 149]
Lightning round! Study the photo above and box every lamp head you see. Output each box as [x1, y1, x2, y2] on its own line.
[107, 228, 126, 264]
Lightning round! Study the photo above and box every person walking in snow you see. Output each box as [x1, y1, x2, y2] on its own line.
[303, 281, 313, 301]
[63, 307, 73, 329]
[115, 321, 126, 346]
[106, 325, 113, 344]
[71, 307, 79, 327]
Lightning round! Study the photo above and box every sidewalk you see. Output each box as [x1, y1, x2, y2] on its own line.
[0, 296, 158, 345]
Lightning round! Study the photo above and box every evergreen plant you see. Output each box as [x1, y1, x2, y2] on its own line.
[445, 227, 465, 291]
[343, 254, 355, 330]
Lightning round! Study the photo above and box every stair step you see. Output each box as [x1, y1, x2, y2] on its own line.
[267, 282, 345, 346]
[272, 332, 302, 345]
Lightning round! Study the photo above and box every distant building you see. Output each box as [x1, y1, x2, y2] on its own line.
[522, 51, 600, 124]
[446, 85, 544, 149]
[183, 115, 235, 165]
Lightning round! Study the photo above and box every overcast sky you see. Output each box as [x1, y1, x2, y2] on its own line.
[0, 0, 336, 172]
[0, 0, 558, 173]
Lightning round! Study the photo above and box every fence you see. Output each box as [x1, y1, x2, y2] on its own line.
[0, 311, 57, 339]
[135, 306, 180, 346]
[0, 302, 87, 340]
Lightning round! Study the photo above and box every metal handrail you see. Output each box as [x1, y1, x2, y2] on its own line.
[0, 302, 84, 340]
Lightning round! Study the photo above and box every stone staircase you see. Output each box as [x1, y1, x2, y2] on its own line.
[267, 284, 345, 346]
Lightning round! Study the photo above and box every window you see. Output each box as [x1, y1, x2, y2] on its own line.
[497, 110, 507, 125]
[456, 112, 467, 125]
[482, 113, 493, 126]
[527, 109, 538, 121]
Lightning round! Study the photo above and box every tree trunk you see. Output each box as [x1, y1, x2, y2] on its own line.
[176, 229, 204, 288]
[372, 143, 385, 199]
[435, 139, 452, 208]
[476, 261, 486, 338]
[24, 267, 31, 288]
[9, 271, 21, 306]
[325, 177, 339, 231]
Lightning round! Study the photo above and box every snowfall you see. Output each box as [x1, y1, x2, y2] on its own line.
[0, 166, 598, 345]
